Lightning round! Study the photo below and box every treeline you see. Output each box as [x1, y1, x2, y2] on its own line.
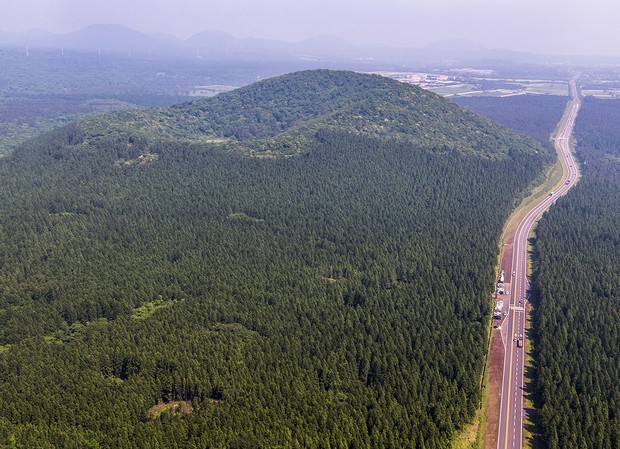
[0, 117, 551, 448]
[571, 96, 620, 155]
[0, 93, 197, 156]
[533, 97, 620, 448]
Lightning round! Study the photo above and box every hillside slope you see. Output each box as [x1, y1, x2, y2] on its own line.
[0, 70, 552, 448]
[81, 69, 544, 158]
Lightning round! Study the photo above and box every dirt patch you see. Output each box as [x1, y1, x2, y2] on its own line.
[500, 240, 514, 278]
[114, 151, 159, 167]
[146, 400, 193, 420]
[322, 276, 345, 283]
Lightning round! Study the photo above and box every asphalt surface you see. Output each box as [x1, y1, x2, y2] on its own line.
[496, 79, 580, 449]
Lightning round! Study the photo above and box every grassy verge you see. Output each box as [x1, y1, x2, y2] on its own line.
[452, 350, 492, 449]
[522, 303, 544, 449]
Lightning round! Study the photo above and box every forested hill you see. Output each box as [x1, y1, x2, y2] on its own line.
[80, 69, 543, 158]
[0, 70, 553, 448]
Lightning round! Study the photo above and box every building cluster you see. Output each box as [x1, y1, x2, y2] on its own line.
[496, 270, 505, 295]
[373, 71, 458, 89]
[494, 300, 504, 319]
[494, 270, 505, 319]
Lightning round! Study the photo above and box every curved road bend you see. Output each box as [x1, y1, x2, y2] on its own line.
[496, 79, 581, 449]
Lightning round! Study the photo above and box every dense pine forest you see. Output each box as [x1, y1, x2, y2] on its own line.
[0, 70, 552, 448]
[453, 94, 568, 148]
[533, 97, 620, 448]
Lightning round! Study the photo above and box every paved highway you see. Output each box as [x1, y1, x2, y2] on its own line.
[496, 79, 580, 449]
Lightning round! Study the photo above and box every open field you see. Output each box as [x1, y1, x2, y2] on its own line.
[581, 89, 620, 98]
[427, 84, 480, 96]
[521, 82, 568, 96]
[375, 70, 569, 98]
[190, 84, 237, 96]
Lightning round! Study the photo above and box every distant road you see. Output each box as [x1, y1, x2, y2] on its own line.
[496, 79, 581, 449]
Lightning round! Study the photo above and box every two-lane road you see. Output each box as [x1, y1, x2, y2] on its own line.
[497, 79, 580, 449]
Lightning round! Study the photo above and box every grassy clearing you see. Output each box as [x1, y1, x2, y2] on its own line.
[523, 83, 568, 96]
[208, 322, 259, 340]
[131, 298, 175, 320]
[44, 319, 109, 344]
[322, 276, 345, 283]
[114, 151, 160, 167]
[146, 401, 193, 420]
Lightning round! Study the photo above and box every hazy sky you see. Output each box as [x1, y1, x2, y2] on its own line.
[2, 0, 620, 55]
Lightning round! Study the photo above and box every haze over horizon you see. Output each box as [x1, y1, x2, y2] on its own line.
[2, 0, 620, 57]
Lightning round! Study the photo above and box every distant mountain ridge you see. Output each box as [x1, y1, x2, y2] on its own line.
[0, 24, 575, 64]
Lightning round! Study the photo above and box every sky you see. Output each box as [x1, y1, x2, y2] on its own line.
[2, 0, 620, 56]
